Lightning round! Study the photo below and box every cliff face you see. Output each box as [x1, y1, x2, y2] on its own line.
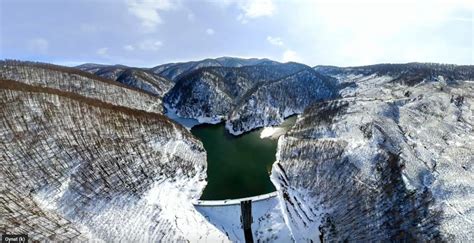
[271, 65, 474, 241]
[0, 62, 227, 241]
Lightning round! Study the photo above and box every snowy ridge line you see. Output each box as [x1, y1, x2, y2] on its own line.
[192, 192, 278, 206]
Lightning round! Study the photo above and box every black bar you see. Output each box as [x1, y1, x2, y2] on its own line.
[240, 200, 254, 243]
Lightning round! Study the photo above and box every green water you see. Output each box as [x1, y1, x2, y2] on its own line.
[191, 117, 297, 200]
[191, 124, 278, 200]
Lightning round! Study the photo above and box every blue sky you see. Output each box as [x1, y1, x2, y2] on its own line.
[0, 0, 472, 67]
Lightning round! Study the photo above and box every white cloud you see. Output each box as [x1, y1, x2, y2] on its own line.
[267, 36, 283, 46]
[287, 0, 473, 65]
[138, 40, 163, 51]
[282, 50, 302, 63]
[97, 47, 109, 57]
[206, 28, 215, 35]
[27, 38, 49, 54]
[187, 12, 195, 21]
[237, 0, 275, 23]
[124, 40, 163, 52]
[123, 45, 135, 51]
[126, 0, 175, 32]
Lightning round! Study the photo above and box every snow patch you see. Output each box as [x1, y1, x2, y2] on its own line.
[260, 127, 285, 139]
[270, 161, 324, 242]
[195, 193, 292, 242]
[164, 103, 200, 129]
[196, 115, 224, 124]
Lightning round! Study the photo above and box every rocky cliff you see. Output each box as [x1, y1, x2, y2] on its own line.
[271, 64, 474, 241]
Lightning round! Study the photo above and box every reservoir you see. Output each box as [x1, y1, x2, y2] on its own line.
[191, 117, 297, 200]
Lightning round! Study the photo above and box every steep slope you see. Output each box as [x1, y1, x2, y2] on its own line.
[0, 66, 228, 241]
[164, 69, 234, 123]
[151, 56, 279, 81]
[271, 65, 474, 241]
[226, 69, 338, 134]
[165, 62, 337, 133]
[164, 63, 313, 124]
[115, 69, 173, 97]
[1, 60, 163, 113]
[3, 59, 473, 242]
[76, 64, 173, 97]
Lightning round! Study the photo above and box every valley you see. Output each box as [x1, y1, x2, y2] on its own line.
[1, 58, 473, 242]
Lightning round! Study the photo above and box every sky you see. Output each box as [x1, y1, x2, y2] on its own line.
[0, 0, 472, 67]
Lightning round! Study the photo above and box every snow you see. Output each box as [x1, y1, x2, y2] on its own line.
[259, 115, 298, 139]
[34, 173, 229, 242]
[143, 177, 229, 242]
[164, 103, 223, 129]
[194, 192, 278, 206]
[164, 103, 200, 129]
[195, 193, 293, 242]
[270, 160, 324, 242]
[161, 103, 298, 241]
[260, 127, 285, 139]
[196, 115, 224, 124]
[7, 61, 473, 241]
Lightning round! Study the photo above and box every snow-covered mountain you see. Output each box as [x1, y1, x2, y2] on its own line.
[1, 59, 473, 242]
[76, 64, 173, 97]
[0, 60, 228, 241]
[226, 68, 337, 134]
[164, 62, 338, 133]
[272, 63, 474, 241]
[315, 63, 473, 86]
[1, 61, 164, 113]
[151, 56, 280, 81]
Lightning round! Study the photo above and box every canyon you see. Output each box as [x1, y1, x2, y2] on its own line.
[1, 58, 473, 242]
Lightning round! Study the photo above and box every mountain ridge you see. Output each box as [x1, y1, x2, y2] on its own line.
[2, 57, 473, 241]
